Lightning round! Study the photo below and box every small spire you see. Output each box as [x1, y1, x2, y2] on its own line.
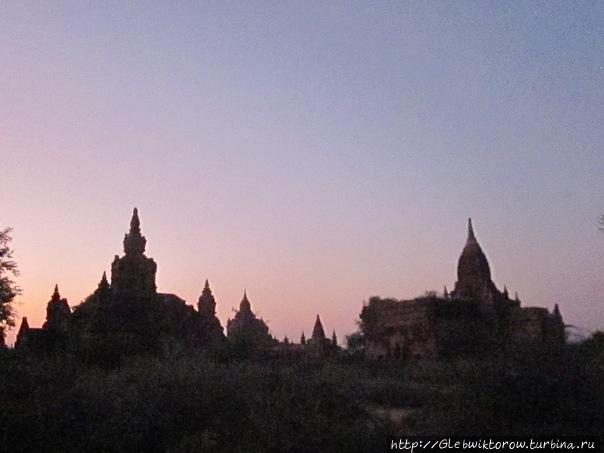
[123, 207, 147, 255]
[443, 285, 449, 299]
[514, 291, 520, 302]
[98, 271, 110, 291]
[300, 331, 306, 345]
[198, 279, 216, 315]
[51, 284, 61, 302]
[130, 207, 140, 234]
[502, 285, 509, 298]
[19, 316, 29, 330]
[239, 290, 251, 312]
[467, 218, 476, 243]
[312, 314, 326, 340]
[553, 304, 562, 319]
[332, 330, 337, 346]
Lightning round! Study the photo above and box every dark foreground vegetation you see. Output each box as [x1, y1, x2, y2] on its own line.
[1, 333, 603, 453]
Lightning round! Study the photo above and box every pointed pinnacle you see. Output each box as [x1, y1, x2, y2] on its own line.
[467, 218, 476, 242]
[130, 207, 141, 232]
[52, 284, 60, 301]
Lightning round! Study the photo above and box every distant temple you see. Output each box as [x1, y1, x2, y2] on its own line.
[15, 208, 334, 358]
[15, 211, 563, 361]
[226, 291, 275, 352]
[360, 219, 565, 360]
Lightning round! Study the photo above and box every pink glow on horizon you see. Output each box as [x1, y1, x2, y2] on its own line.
[2, 3, 603, 345]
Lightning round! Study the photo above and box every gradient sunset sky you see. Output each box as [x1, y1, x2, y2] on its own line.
[2, 2, 603, 345]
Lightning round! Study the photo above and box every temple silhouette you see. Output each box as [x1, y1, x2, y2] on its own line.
[15, 208, 337, 357]
[360, 219, 565, 360]
[15, 210, 563, 360]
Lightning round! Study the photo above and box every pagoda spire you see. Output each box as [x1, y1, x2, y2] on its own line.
[51, 284, 60, 302]
[312, 314, 326, 340]
[332, 330, 337, 346]
[198, 279, 217, 316]
[502, 285, 509, 299]
[443, 285, 449, 299]
[455, 218, 493, 300]
[239, 290, 251, 312]
[99, 271, 109, 289]
[123, 207, 147, 255]
[130, 207, 141, 234]
[95, 271, 111, 303]
[467, 218, 476, 243]
[15, 317, 30, 349]
[300, 331, 306, 345]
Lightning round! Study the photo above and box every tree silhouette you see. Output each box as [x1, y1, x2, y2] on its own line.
[0, 228, 21, 346]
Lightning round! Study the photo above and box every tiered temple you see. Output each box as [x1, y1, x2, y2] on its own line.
[111, 208, 157, 299]
[226, 291, 274, 352]
[360, 219, 565, 360]
[14, 211, 565, 362]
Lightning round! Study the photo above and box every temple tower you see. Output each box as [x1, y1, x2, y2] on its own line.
[311, 314, 326, 341]
[43, 284, 71, 331]
[195, 279, 224, 345]
[226, 291, 272, 350]
[15, 317, 30, 349]
[197, 279, 217, 316]
[306, 314, 335, 357]
[111, 208, 157, 299]
[452, 219, 500, 305]
[95, 271, 112, 304]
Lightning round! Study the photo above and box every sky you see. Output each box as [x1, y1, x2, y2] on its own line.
[1, 1, 603, 345]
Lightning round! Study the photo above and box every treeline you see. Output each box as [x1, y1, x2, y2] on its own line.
[0, 333, 603, 452]
[0, 351, 387, 453]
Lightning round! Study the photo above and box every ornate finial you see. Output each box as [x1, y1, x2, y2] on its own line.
[51, 284, 60, 302]
[130, 208, 140, 233]
[467, 218, 476, 243]
[123, 207, 147, 255]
